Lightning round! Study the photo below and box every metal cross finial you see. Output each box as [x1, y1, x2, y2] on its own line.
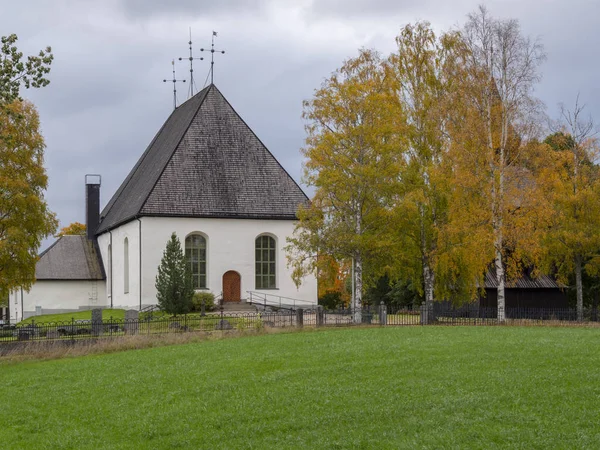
[163, 59, 186, 110]
[200, 31, 225, 85]
[178, 28, 203, 98]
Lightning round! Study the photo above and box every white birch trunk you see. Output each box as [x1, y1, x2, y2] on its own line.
[486, 81, 506, 323]
[353, 205, 363, 324]
[353, 254, 363, 324]
[495, 168, 506, 323]
[575, 254, 583, 322]
[495, 236, 505, 322]
[423, 262, 435, 325]
[423, 263, 434, 308]
[420, 205, 435, 309]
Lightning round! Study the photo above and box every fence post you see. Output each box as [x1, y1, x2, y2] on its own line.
[316, 306, 324, 327]
[379, 301, 387, 326]
[296, 308, 304, 328]
[91, 308, 102, 337]
[420, 302, 428, 325]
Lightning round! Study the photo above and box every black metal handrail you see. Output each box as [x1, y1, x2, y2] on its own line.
[246, 291, 315, 311]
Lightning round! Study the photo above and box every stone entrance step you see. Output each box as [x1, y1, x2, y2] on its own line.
[219, 301, 257, 312]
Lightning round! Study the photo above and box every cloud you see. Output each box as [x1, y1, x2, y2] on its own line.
[2, 0, 600, 253]
[116, 0, 271, 19]
[308, 0, 439, 18]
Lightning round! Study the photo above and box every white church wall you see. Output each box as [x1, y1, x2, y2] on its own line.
[98, 216, 317, 308]
[8, 289, 20, 323]
[10, 280, 107, 322]
[97, 220, 141, 309]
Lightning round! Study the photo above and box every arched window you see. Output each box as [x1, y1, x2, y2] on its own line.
[124, 238, 129, 294]
[255, 235, 276, 289]
[185, 234, 207, 289]
[107, 244, 112, 297]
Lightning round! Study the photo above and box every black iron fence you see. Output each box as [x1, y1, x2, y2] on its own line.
[0, 311, 297, 343]
[428, 303, 600, 324]
[1, 304, 598, 344]
[319, 306, 421, 326]
[317, 303, 599, 326]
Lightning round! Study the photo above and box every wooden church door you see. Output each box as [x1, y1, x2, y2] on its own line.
[222, 271, 241, 302]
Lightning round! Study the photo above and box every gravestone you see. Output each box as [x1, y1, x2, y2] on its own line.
[124, 310, 139, 335]
[46, 330, 60, 339]
[18, 324, 40, 340]
[91, 308, 103, 336]
[215, 319, 232, 330]
[17, 329, 30, 341]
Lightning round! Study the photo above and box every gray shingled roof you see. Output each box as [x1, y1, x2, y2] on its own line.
[36, 235, 105, 280]
[97, 84, 308, 234]
[484, 268, 564, 289]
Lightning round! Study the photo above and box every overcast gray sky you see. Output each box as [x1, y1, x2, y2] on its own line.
[2, 0, 599, 247]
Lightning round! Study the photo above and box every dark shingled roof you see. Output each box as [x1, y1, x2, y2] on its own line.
[484, 268, 564, 289]
[97, 84, 308, 234]
[36, 235, 105, 280]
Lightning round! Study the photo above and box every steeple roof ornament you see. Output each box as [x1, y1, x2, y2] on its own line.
[178, 28, 204, 98]
[200, 31, 225, 86]
[163, 59, 186, 110]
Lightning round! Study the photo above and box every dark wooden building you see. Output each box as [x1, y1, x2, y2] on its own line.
[480, 269, 567, 309]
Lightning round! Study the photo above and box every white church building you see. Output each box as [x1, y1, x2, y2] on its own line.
[9, 84, 317, 322]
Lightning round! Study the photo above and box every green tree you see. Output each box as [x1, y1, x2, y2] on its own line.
[155, 232, 194, 315]
[0, 100, 58, 297]
[364, 273, 392, 307]
[387, 278, 423, 310]
[318, 290, 345, 310]
[286, 49, 401, 323]
[1, 34, 53, 104]
[386, 22, 466, 309]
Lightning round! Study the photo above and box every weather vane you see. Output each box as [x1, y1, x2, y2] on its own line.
[163, 59, 186, 110]
[200, 31, 225, 85]
[178, 28, 203, 98]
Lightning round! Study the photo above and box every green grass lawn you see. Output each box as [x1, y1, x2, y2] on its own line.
[19, 309, 126, 325]
[1, 327, 599, 449]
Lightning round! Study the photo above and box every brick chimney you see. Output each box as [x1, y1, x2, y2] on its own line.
[85, 174, 101, 241]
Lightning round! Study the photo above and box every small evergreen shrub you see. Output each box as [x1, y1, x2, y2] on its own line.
[318, 290, 344, 310]
[155, 233, 194, 316]
[192, 292, 216, 312]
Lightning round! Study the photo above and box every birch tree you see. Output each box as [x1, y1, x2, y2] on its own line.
[459, 6, 545, 320]
[387, 23, 465, 310]
[0, 100, 58, 296]
[55, 221, 86, 237]
[287, 49, 401, 323]
[0, 34, 56, 297]
[541, 100, 600, 321]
